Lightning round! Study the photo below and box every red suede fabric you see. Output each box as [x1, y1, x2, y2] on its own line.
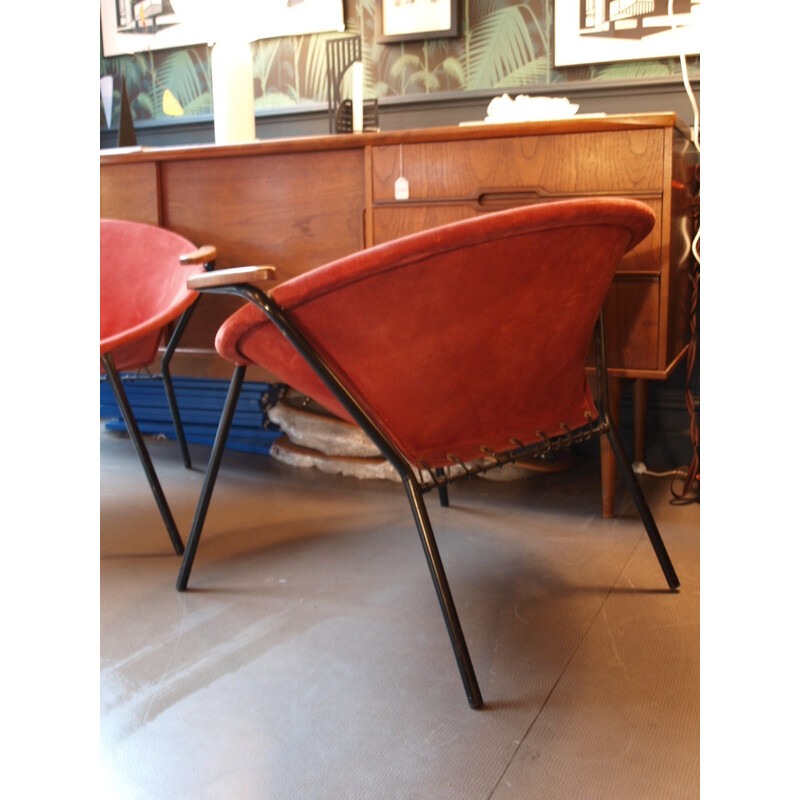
[216, 198, 655, 468]
[100, 219, 205, 371]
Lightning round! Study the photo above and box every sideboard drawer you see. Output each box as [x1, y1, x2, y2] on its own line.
[373, 196, 664, 275]
[372, 129, 666, 203]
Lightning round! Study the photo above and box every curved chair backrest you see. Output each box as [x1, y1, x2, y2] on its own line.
[216, 198, 655, 469]
[100, 219, 204, 370]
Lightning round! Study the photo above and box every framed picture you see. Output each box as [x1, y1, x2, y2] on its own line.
[554, 0, 701, 67]
[375, 0, 460, 44]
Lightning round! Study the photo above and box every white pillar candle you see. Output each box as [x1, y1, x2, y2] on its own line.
[351, 61, 363, 133]
[211, 40, 256, 145]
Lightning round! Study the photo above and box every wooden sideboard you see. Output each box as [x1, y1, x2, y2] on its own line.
[101, 112, 698, 514]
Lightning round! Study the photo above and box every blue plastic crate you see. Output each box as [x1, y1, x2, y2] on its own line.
[100, 375, 281, 456]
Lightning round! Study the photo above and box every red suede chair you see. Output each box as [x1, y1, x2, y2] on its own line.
[100, 219, 216, 554]
[174, 198, 679, 708]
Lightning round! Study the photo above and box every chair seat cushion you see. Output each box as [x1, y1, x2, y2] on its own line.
[100, 219, 203, 360]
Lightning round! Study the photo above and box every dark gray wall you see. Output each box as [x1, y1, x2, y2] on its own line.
[101, 77, 699, 149]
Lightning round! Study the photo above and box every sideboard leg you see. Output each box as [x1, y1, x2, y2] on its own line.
[633, 378, 648, 465]
[601, 376, 621, 518]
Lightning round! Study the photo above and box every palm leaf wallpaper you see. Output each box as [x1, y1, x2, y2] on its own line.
[100, 0, 697, 126]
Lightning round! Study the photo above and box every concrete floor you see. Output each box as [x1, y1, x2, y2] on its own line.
[100, 427, 699, 800]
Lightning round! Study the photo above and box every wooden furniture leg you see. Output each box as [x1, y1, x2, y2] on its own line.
[601, 376, 621, 518]
[633, 378, 648, 465]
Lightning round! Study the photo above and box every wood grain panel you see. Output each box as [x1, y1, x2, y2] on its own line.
[373, 205, 473, 243]
[159, 148, 366, 353]
[100, 163, 160, 225]
[161, 148, 365, 275]
[372, 130, 665, 202]
[600, 278, 661, 373]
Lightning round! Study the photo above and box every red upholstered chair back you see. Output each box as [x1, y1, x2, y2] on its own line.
[100, 219, 203, 371]
[216, 198, 655, 469]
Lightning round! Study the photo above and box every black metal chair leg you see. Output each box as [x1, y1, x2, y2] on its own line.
[200, 288, 482, 706]
[593, 310, 679, 591]
[435, 468, 449, 507]
[402, 473, 483, 709]
[162, 304, 198, 469]
[176, 364, 247, 591]
[102, 353, 184, 555]
[603, 418, 680, 591]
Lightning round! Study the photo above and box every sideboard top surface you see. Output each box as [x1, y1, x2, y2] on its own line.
[99, 112, 691, 166]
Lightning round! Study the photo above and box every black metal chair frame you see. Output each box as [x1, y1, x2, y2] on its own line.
[101, 256, 215, 555]
[174, 278, 679, 710]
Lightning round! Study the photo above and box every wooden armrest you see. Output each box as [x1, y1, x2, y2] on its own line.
[187, 265, 278, 291]
[179, 245, 218, 265]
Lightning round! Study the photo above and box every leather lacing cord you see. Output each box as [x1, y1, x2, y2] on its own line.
[418, 413, 603, 492]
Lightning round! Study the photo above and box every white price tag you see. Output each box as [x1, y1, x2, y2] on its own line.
[394, 176, 409, 201]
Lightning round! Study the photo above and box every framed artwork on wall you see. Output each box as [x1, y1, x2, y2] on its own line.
[100, 0, 345, 57]
[554, 0, 701, 67]
[375, 0, 460, 44]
